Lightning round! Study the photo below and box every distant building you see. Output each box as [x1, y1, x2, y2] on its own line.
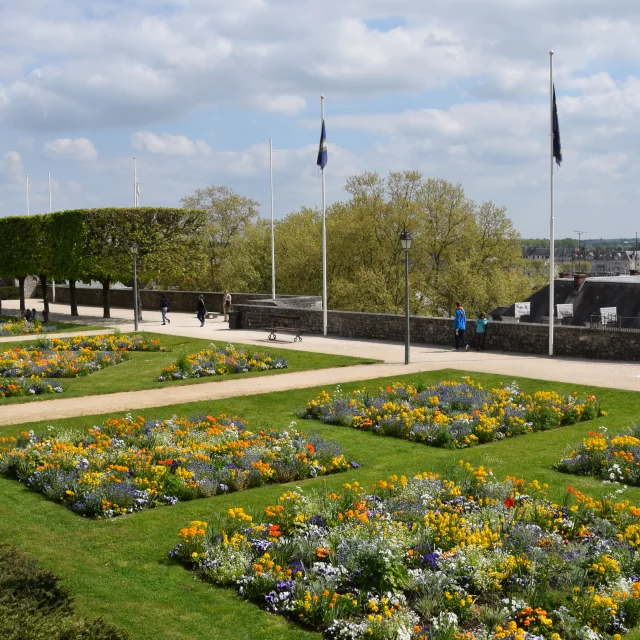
[523, 247, 640, 275]
[492, 274, 640, 326]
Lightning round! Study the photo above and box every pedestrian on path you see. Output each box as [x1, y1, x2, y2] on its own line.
[475, 312, 488, 351]
[222, 290, 232, 322]
[160, 294, 170, 325]
[196, 295, 206, 327]
[452, 302, 469, 351]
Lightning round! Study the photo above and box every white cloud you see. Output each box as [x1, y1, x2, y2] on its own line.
[131, 131, 212, 156]
[1, 151, 24, 183]
[44, 138, 98, 161]
[2, 1, 640, 233]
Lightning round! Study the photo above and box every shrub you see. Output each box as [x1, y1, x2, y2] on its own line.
[0, 544, 129, 640]
[0, 286, 20, 300]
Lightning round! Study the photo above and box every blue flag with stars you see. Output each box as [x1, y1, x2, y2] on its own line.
[317, 120, 327, 170]
[553, 85, 562, 166]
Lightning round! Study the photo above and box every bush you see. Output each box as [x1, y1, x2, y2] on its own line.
[0, 544, 130, 640]
[0, 286, 20, 300]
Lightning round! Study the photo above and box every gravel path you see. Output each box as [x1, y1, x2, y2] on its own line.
[1, 299, 639, 427]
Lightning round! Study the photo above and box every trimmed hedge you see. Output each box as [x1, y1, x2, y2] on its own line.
[0, 544, 130, 640]
[0, 286, 19, 300]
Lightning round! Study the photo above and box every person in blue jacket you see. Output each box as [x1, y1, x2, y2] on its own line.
[475, 312, 488, 351]
[452, 301, 469, 351]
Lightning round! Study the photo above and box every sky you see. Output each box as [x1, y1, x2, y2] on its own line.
[1, 0, 640, 238]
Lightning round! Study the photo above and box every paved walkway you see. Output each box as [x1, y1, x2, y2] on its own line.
[1, 299, 639, 427]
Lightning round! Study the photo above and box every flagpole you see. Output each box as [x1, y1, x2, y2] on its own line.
[320, 95, 327, 336]
[549, 50, 555, 356]
[133, 156, 138, 207]
[49, 170, 55, 302]
[270, 139, 276, 300]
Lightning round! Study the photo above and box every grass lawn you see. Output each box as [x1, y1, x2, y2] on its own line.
[0, 332, 377, 405]
[0, 314, 102, 334]
[1, 368, 639, 640]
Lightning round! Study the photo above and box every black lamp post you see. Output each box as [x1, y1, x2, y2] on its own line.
[131, 242, 139, 332]
[400, 230, 412, 365]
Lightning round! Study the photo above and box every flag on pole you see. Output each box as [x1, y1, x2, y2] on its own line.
[317, 120, 327, 169]
[553, 85, 562, 166]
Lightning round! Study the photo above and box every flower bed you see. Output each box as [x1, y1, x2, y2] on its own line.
[171, 464, 640, 640]
[0, 415, 355, 518]
[0, 318, 57, 337]
[0, 347, 128, 379]
[158, 343, 288, 381]
[0, 377, 63, 398]
[300, 379, 603, 449]
[556, 425, 640, 486]
[34, 333, 166, 352]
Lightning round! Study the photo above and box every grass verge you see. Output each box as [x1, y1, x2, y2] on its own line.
[0, 368, 639, 639]
[0, 332, 377, 405]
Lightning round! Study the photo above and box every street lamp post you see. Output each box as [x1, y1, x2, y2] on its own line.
[131, 243, 139, 332]
[400, 230, 412, 365]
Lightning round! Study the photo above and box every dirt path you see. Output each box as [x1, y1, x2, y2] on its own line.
[1, 351, 639, 426]
[2, 299, 639, 427]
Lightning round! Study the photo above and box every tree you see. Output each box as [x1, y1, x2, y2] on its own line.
[215, 220, 272, 292]
[180, 185, 260, 289]
[0, 216, 44, 311]
[50, 210, 91, 316]
[84, 207, 207, 318]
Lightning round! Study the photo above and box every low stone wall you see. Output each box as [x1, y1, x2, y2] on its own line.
[42, 286, 320, 314]
[234, 304, 640, 361]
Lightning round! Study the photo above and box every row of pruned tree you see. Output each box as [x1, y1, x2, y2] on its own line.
[0, 208, 206, 317]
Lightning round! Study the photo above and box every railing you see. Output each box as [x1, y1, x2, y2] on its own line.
[590, 314, 640, 332]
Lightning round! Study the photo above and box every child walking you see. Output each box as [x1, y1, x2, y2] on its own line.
[475, 312, 488, 351]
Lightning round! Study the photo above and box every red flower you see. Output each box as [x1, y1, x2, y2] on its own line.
[504, 497, 515, 508]
[269, 524, 281, 538]
[305, 444, 315, 455]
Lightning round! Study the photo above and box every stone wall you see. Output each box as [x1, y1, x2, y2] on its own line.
[234, 304, 640, 361]
[41, 286, 320, 314]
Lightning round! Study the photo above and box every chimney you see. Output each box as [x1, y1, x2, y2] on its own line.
[573, 273, 586, 291]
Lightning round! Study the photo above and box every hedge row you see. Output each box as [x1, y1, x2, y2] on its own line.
[0, 544, 130, 640]
[0, 286, 20, 300]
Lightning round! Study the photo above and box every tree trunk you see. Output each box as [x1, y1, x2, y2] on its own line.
[18, 276, 26, 313]
[39, 275, 50, 315]
[69, 280, 79, 316]
[101, 280, 111, 318]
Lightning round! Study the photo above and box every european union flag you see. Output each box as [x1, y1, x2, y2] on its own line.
[317, 120, 327, 170]
[553, 85, 562, 166]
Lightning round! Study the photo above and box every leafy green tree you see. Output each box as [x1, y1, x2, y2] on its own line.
[0, 216, 43, 311]
[50, 210, 91, 316]
[180, 185, 260, 289]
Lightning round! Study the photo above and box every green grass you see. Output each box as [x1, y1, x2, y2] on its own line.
[1, 369, 640, 639]
[0, 332, 377, 405]
[0, 315, 101, 334]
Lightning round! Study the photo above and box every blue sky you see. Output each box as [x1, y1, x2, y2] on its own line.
[1, 0, 640, 238]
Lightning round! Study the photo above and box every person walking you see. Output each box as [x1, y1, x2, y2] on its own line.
[160, 294, 170, 325]
[452, 301, 469, 351]
[475, 312, 488, 351]
[222, 290, 232, 322]
[196, 295, 206, 327]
